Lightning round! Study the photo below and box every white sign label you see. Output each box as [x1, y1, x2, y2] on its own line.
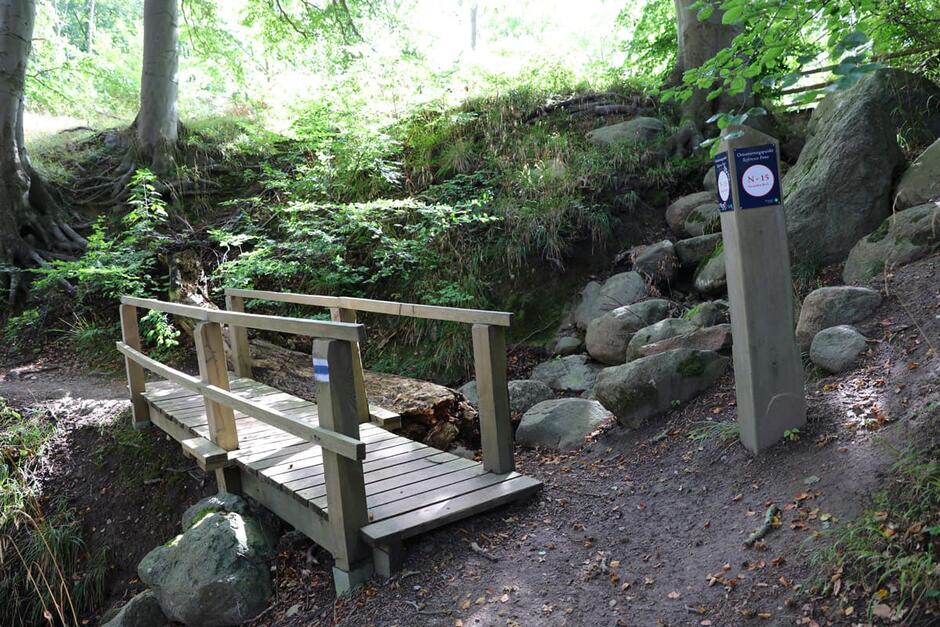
[741, 164, 775, 198]
[717, 170, 730, 202]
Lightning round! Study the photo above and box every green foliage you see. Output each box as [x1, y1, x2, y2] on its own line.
[29, 0, 143, 119]
[63, 316, 121, 367]
[815, 446, 940, 621]
[214, 198, 498, 303]
[619, 0, 679, 86]
[672, 0, 940, 116]
[0, 397, 106, 625]
[36, 169, 169, 301]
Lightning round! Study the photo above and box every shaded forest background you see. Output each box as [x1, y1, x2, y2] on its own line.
[9, 0, 937, 382]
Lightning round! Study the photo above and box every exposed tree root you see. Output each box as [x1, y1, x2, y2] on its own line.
[657, 120, 706, 161]
[1, 170, 85, 302]
[524, 91, 654, 123]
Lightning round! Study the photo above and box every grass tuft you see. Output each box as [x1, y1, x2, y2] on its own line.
[813, 446, 940, 622]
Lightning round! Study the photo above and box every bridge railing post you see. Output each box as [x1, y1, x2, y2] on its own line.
[120, 303, 150, 427]
[329, 307, 369, 424]
[195, 320, 241, 493]
[313, 337, 371, 594]
[471, 324, 514, 474]
[225, 294, 253, 378]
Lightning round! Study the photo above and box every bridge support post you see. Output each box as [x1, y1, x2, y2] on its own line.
[313, 338, 372, 594]
[472, 324, 514, 474]
[120, 303, 150, 428]
[195, 321, 241, 494]
[225, 294, 253, 378]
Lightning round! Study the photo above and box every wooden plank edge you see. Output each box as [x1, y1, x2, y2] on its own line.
[360, 475, 542, 545]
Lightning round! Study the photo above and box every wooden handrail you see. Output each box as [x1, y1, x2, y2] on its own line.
[224, 288, 513, 327]
[116, 341, 366, 461]
[121, 296, 366, 342]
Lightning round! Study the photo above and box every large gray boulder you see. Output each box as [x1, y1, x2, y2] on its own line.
[182, 493, 248, 530]
[795, 286, 882, 349]
[594, 349, 729, 428]
[507, 379, 554, 415]
[515, 399, 613, 451]
[666, 192, 714, 236]
[810, 325, 868, 373]
[459, 381, 479, 407]
[703, 167, 717, 191]
[843, 202, 940, 284]
[531, 354, 602, 393]
[460, 379, 554, 414]
[584, 299, 671, 364]
[625, 318, 698, 361]
[783, 69, 940, 264]
[573, 272, 648, 329]
[693, 249, 726, 294]
[684, 202, 721, 237]
[675, 233, 722, 269]
[635, 324, 732, 358]
[102, 590, 167, 627]
[632, 240, 679, 284]
[895, 138, 940, 210]
[587, 117, 666, 146]
[139, 512, 275, 627]
[553, 335, 583, 356]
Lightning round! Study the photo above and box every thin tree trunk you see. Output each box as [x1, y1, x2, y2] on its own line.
[86, 0, 95, 54]
[137, 0, 179, 175]
[470, 3, 477, 51]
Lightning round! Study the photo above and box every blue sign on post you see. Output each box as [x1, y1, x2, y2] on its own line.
[733, 143, 781, 209]
[714, 151, 732, 212]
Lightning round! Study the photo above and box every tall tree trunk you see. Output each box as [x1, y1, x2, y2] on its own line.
[469, 3, 478, 51]
[0, 0, 83, 302]
[672, 0, 748, 124]
[137, 0, 179, 175]
[86, 0, 95, 53]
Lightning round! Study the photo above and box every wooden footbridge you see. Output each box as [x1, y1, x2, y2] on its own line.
[116, 289, 541, 593]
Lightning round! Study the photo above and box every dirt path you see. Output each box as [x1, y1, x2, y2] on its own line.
[2, 255, 936, 626]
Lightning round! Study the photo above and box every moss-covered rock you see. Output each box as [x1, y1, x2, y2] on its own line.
[625, 318, 698, 361]
[843, 203, 940, 284]
[594, 349, 728, 429]
[783, 69, 940, 264]
[894, 138, 940, 210]
[140, 511, 275, 627]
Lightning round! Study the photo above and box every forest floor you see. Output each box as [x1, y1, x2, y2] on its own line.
[1, 254, 937, 627]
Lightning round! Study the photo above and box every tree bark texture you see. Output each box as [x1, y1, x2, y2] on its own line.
[0, 0, 84, 301]
[671, 0, 744, 123]
[137, 0, 179, 174]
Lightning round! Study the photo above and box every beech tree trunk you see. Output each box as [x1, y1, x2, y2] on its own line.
[671, 0, 743, 124]
[86, 0, 96, 53]
[137, 0, 179, 175]
[0, 0, 84, 301]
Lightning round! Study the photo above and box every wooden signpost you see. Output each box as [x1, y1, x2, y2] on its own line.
[714, 125, 806, 453]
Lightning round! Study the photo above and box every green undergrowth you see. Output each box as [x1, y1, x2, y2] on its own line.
[22, 82, 706, 382]
[814, 445, 940, 623]
[0, 397, 107, 626]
